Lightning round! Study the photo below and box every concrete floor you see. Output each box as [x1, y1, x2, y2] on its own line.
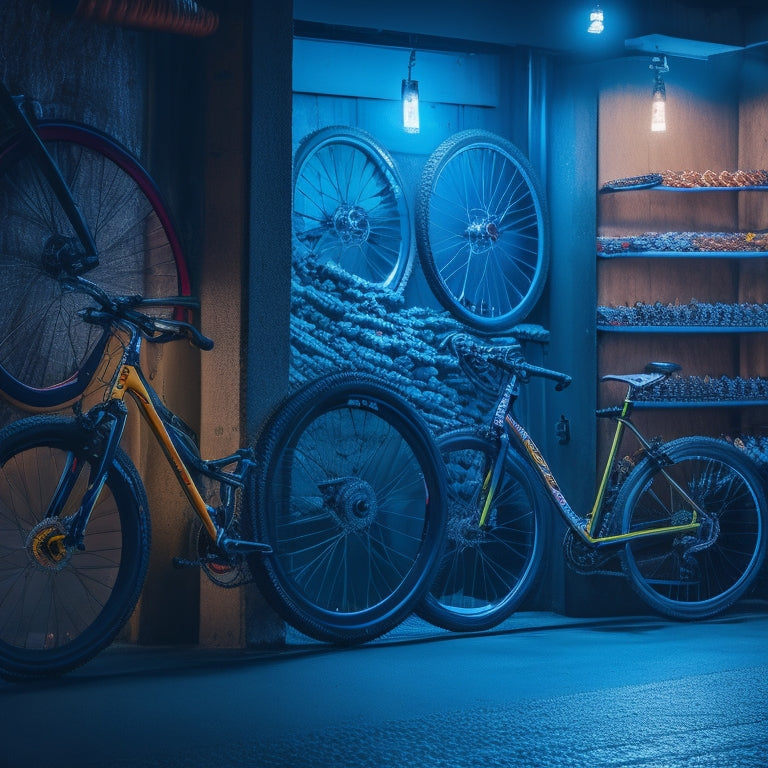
[1, 604, 766, 768]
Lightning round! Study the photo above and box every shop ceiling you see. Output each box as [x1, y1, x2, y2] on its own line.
[293, 0, 768, 62]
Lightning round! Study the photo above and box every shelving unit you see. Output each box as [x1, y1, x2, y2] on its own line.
[596, 180, 768, 452]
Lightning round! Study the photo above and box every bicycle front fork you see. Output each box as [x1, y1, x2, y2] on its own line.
[478, 431, 511, 528]
[55, 400, 129, 551]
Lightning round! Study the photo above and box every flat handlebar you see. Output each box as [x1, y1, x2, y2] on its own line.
[447, 332, 572, 391]
[66, 275, 214, 351]
[518, 360, 572, 391]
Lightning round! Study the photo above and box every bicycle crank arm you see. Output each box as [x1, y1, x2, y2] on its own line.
[218, 536, 273, 555]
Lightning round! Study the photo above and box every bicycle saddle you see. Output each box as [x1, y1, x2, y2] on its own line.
[644, 362, 681, 375]
[601, 362, 681, 390]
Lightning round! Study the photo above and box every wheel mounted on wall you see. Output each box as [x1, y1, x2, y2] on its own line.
[0, 121, 191, 409]
[292, 125, 414, 292]
[416, 130, 550, 333]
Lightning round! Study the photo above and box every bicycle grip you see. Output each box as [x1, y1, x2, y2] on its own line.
[150, 318, 215, 350]
[183, 323, 215, 351]
[521, 361, 572, 390]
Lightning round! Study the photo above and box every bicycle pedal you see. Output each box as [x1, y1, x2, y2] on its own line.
[172, 556, 204, 570]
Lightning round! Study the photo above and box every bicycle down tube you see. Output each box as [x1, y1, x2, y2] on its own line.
[102, 333, 268, 556]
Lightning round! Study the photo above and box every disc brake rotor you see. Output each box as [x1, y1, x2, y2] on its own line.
[26, 518, 71, 571]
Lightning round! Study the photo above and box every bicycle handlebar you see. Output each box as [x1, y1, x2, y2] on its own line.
[67, 276, 214, 351]
[446, 332, 572, 391]
[518, 361, 572, 391]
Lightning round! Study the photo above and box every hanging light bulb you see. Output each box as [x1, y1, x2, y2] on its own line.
[650, 56, 669, 132]
[588, 5, 604, 34]
[402, 49, 419, 134]
[651, 74, 666, 132]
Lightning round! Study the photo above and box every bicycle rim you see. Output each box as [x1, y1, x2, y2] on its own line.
[0, 417, 149, 679]
[619, 438, 767, 619]
[0, 121, 190, 405]
[416, 130, 549, 333]
[418, 430, 544, 632]
[250, 373, 446, 644]
[292, 126, 413, 292]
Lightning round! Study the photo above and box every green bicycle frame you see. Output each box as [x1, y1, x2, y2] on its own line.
[477, 379, 702, 547]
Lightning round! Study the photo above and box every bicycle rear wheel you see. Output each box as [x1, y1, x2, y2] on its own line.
[416, 130, 549, 333]
[0, 416, 150, 679]
[248, 373, 447, 644]
[292, 126, 414, 292]
[0, 121, 191, 409]
[418, 429, 546, 632]
[617, 437, 767, 619]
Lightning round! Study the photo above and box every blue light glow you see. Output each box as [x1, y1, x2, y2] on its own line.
[588, 4, 604, 34]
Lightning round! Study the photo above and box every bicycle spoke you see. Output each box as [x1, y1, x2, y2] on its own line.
[0, 122, 189, 405]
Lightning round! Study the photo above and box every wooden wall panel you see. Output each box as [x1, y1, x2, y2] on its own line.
[598, 259, 737, 306]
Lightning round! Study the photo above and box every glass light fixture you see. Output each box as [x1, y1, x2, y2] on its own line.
[588, 5, 604, 34]
[649, 56, 669, 132]
[402, 49, 419, 134]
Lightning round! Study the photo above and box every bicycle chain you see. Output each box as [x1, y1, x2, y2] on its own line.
[196, 522, 256, 588]
[562, 530, 623, 577]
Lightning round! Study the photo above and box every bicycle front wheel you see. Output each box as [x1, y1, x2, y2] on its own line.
[292, 126, 414, 292]
[418, 429, 546, 632]
[0, 121, 191, 408]
[0, 416, 150, 679]
[416, 130, 549, 333]
[617, 437, 767, 619]
[248, 373, 447, 644]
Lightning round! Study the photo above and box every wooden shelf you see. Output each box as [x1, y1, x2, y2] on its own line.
[597, 325, 768, 334]
[600, 184, 768, 194]
[632, 399, 768, 409]
[598, 250, 768, 259]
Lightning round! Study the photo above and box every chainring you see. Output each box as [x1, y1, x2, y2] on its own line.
[196, 525, 254, 588]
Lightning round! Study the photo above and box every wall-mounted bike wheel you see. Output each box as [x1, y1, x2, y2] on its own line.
[292, 126, 414, 292]
[416, 130, 549, 333]
[0, 121, 191, 409]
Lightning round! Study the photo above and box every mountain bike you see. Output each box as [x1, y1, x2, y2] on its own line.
[418, 333, 767, 632]
[0, 276, 447, 679]
[0, 78, 191, 411]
